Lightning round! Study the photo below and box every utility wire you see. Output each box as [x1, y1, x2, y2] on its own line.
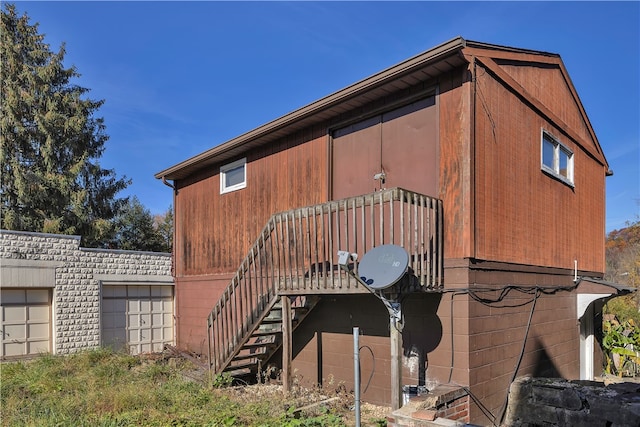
[440, 281, 577, 425]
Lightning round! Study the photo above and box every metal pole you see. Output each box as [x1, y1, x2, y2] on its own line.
[354, 326, 361, 427]
[390, 316, 403, 410]
[282, 296, 292, 394]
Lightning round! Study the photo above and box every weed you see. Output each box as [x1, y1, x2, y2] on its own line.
[210, 371, 233, 388]
[603, 315, 640, 376]
[0, 350, 386, 426]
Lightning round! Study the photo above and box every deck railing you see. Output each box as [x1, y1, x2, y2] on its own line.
[207, 187, 443, 372]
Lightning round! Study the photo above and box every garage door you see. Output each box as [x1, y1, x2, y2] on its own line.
[1, 288, 51, 358]
[102, 285, 173, 355]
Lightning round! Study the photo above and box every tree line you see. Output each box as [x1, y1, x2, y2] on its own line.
[604, 218, 640, 324]
[1, 4, 172, 252]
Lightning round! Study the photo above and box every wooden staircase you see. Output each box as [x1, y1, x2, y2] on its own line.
[207, 188, 444, 378]
[220, 295, 320, 379]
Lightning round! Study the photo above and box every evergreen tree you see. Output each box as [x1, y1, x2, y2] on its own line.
[112, 196, 165, 252]
[154, 205, 173, 253]
[1, 4, 129, 246]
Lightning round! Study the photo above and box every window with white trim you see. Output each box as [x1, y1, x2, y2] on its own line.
[541, 131, 574, 186]
[220, 158, 247, 194]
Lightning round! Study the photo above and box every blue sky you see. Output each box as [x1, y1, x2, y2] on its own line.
[13, 1, 640, 232]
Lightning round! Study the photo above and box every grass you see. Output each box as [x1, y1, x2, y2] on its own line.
[0, 349, 388, 426]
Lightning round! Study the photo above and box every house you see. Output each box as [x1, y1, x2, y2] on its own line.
[0, 230, 174, 358]
[154, 37, 625, 425]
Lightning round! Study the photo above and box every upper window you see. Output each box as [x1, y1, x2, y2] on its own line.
[541, 131, 574, 186]
[220, 158, 247, 194]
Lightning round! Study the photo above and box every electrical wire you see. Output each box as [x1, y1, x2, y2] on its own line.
[447, 291, 459, 384]
[497, 287, 540, 425]
[358, 345, 376, 394]
[438, 281, 577, 425]
[462, 386, 498, 427]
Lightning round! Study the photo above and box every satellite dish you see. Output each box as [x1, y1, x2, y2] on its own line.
[358, 245, 409, 290]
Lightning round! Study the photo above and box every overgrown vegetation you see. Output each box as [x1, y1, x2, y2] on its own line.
[605, 218, 640, 321]
[0, 348, 387, 426]
[603, 315, 640, 377]
[603, 218, 640, 376]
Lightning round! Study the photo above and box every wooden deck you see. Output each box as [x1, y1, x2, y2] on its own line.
[206, 187, 443, 376]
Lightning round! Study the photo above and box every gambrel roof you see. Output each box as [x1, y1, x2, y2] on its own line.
[155, 37, 607, 182]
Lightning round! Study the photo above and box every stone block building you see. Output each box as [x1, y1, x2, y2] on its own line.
[0, 230, 173, 358]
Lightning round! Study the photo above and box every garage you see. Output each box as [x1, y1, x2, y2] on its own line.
[1, 288, 51, 359]
[101, 284, 174, 355]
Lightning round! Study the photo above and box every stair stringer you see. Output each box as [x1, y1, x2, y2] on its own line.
[218, 294, 321, 379]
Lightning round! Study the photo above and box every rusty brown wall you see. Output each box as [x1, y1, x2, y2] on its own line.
[174, 127, 328, 277]
[170, 75, 464, 355]
[473, 62, 605, 273]
[289, 293, 453, 407]
[288, 262, 582, 423]
[497, 61, 594, 148]
[174, 273, 233, 355]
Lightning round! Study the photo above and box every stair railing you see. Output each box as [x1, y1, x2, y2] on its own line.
[207, 187, 443, 373]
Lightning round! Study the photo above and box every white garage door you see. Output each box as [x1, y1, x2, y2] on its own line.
[102, 285, 173, 355]
[1, 288, 51, 358]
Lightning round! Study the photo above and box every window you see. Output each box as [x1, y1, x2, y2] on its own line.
[541, 131, 573, 185]
[220, 158, 247, 194]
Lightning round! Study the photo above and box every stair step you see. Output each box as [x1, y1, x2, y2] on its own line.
[242, 340, 275, 349]
[212, 294, 322, 376]
[233, 352, 264, 361]
[224, 365, 255, 376]
[257, 323, 282, 331]
[263, 306, 308, 322]
[252, 329, 281, 337]
[266, 311, 281, 317]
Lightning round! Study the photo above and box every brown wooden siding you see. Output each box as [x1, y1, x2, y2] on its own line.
[166, 43, 609, 419]
[438, 67, 472, 260]
[174, 78, 454, 278]
[497, 61, 595, 152]
[174, 127, 328, 276]
[473, 63, 605, 273]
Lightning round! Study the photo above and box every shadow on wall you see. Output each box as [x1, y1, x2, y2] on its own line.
[402, 293, 443, 386]
[497, 336, 562, 425]
[530, 336, 561, 378]
[281, 292, 444, 390]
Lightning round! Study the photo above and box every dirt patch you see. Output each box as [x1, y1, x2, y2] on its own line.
[224, 383, 390, 426]
[160, 346, 390, 426]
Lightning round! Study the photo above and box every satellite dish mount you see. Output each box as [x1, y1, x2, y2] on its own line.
[338, 244, 409, 330]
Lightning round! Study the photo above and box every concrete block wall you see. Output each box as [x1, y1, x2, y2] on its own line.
[0, 230, 172, 354]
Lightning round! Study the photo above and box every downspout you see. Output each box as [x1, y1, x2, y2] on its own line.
[161, 176, 175, 190]
[161, 175, 178, 346]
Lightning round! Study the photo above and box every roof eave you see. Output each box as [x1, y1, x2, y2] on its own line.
[155, 36, 468, 181]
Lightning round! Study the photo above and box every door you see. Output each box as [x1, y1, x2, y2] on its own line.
[332, 95, 438, 200]
[102, 285, 174, 355]
[1, 288, 51, 358]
